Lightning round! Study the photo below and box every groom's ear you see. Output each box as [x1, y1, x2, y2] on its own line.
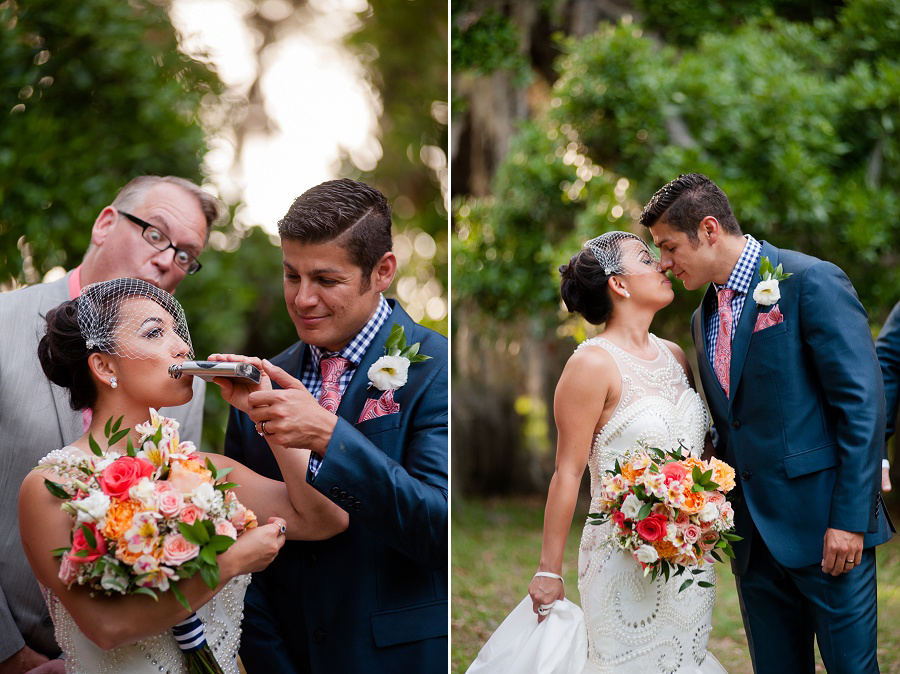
[370, 251, 397, 293]
[699, 216, 720, 246]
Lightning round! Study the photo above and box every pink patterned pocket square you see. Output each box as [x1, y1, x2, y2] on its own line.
[754, 305, 783, 332]
[357, 389, 400, 423]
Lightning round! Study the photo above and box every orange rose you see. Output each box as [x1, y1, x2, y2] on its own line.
[709, 458, 736, 492]
[102, 499, 142, 540]
[168, 458, 213, 495]
[652, 539, 678, 560]
[115, 537, 143, 565]
[680, 489, 707, 515]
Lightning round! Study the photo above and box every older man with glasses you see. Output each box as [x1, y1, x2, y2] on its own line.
[0, 175, 222, 674]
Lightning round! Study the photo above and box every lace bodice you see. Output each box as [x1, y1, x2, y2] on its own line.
[577, 334, 709, 506]
[37, 447, 250, 674]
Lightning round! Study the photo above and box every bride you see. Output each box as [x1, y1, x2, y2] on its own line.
[17, 278, 348, 673]
[527, 232, 727, 673]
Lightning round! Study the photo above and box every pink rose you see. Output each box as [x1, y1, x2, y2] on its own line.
[674, 512, 690, 527]
[706, 492, 726, 506]
[155, 481, 184, 518]
[214, 519, 238, 540]
[698, 531, 719, 551]
[162, 534, 200, 566]
[98, 456, 154, 500]
[635, 513, 668, 542]
[58, 555, 79, 585]
[180, 504, 206, 525]
[67, 523, 107, 564]
[229, 502, 248, 532]
[682, 523, 701, 544]
[661, 462, 687, 485]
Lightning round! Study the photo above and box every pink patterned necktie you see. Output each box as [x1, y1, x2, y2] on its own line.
[318, 356, 352, 414]
[713, 287, 735, 398]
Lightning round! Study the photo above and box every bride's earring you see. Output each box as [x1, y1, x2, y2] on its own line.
[624, 290, 631, 298]
[110, 376, 118, 389]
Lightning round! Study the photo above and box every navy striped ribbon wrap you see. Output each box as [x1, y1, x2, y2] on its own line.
[172, 612, 207, 653]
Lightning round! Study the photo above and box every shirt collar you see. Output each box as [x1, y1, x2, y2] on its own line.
[309, 295, 391, 371]
[715, 234, 761, 296]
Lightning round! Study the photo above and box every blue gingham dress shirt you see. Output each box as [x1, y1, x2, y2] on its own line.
[705, 235, 762, 366]
[306, 295, 391, 474]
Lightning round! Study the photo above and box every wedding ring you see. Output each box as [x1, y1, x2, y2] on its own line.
[537, 604, 553, 616]
[261, 420, 270, 435]
[845, 558, 854, 564]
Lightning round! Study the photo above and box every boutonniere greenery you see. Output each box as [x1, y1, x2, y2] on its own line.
[367, 324, 431, 391]
[752, 257, 792, 307]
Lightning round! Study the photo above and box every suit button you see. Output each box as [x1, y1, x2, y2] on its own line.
[313, 629, 326, 644]
[330, 487, 340, 498]
[731, 420, 741, 430]
[43, 616, 53, 627]
[741, 471, 751, 480]
[339, 490, 348, 501]
[345, 497, 355, 507]
[353, 502, 362, 511]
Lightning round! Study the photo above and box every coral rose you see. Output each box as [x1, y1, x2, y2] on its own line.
[635, 513, 668, 542]
[67, 523, 107, 564]
[101, 499, 142, 540]
[98, 456, 154, 501]
[698, 531, 719, 551]
[661, 462, 687, 485]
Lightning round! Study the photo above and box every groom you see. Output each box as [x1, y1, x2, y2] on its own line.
[641, 174, 893, 673]
[224, 178, 448, 673]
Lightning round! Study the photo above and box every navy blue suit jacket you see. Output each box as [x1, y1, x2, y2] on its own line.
[691, 242, 892, 575]
[225, 300, 448, 673]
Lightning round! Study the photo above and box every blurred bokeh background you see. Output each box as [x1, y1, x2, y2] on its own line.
[451, 0, 900, 671]
[1, 0, 447, 453]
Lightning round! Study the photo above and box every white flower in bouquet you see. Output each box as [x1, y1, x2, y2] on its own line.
[74, 490, 111, 525]
[130, 477, 158, 509]
[368, 355, 410, 391]
[600, 473, 627, 499]
[191, 482, 223, 513]
[100, 564, 126, 593]
[698, 502, 719, 523]
[638, 470, 667, 498]
[634, 545, 659, 565]
[753, 279, 781, 306]
[620, 493, 642, 519]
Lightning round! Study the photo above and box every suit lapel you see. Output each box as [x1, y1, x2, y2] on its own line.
[338, 300, 411, 423]
[728, 242, 779, 405]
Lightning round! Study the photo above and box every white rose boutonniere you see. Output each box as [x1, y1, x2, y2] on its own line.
[752, 256, 792, 306]
[367, 324, 431, 392]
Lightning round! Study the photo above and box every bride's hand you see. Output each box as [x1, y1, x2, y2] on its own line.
[528, 574, 565, 624]
[207, 353, 272, 414]
[219, 517, 287, 577]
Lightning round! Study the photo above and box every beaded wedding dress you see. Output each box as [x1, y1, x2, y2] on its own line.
[577, 335, 726, 674]
[38, 447, 250, 674]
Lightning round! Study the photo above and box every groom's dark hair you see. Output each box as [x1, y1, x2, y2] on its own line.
[639, 173, 741, 241]
[278, 178, 393, 291]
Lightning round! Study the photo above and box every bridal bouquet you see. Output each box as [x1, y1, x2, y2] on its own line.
[589, 444, 740, 591]
[38, 409, 257, 673]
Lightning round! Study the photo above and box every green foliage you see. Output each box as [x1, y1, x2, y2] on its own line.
[452, 3, 531, 85]
[455, 0, 900, 347]
[0, 0, 223, 285]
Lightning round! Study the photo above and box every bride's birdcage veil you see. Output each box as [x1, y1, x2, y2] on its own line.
[77, 278, 193, 360]
[584, 231, 661, 276]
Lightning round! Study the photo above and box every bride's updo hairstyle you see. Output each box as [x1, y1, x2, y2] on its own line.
[559, 231, 656, 325]
[38, 278, 192, 411]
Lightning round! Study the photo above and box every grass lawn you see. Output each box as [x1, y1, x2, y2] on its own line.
[451, 496, 900, 674]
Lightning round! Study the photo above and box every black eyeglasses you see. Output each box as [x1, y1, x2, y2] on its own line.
[119, 211, 202, 274]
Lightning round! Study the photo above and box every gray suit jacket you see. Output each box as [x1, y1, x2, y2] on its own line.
[0, 272, 205, 659]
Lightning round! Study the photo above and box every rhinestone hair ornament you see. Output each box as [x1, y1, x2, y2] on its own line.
[584, 231, 661, 276]
[77, 278, 194, 360]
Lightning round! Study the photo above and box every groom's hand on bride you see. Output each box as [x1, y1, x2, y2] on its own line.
[244, 360, 338, 456]
[821, 528, 864, 576]
[207, 353, 271, 413]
